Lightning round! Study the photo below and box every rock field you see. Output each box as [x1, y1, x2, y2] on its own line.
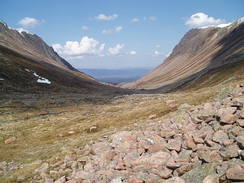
[26, 85, 244, 183]
[1, 85, 244, 183]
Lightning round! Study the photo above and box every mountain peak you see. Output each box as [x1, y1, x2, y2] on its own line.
[197, 16, 244, 29]
[0, 23, 78, 71]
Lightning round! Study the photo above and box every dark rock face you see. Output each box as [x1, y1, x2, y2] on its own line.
[29, 84, 244, 183]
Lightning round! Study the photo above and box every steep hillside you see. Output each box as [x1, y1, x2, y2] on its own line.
[121, 18, 244, 90]
[0, 22, 124, 94]
[0, 22, 76, 71]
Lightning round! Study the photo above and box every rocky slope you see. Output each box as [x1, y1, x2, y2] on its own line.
[23, 84, 244, 183]
[121, 18, 244, 90]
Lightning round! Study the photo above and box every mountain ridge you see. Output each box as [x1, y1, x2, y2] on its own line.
[0, 22, 129, 95]
[121, 17, 244, 91]
[0, 22, 78, 72]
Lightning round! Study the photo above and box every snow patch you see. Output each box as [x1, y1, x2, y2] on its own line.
[32, 72, 51, 84]
[216, 23, 231, 28]
[16, 28, 29, 36]
[33, 72, 40, 77]
[24, 70, 51, 84]
[199, 17, 244, 29]
[200, 22, 231, 29]
[37, 78, 51, 84]
[237, 17, 244, 25]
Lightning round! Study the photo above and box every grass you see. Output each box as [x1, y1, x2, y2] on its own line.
[1, 79, 240, 182]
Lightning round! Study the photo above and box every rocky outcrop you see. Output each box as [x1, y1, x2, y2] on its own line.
[31, 84, 244, 183]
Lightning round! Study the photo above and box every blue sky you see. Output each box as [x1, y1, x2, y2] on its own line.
[2, 0, 244, 69]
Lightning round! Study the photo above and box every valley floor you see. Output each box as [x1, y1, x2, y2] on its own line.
[0, 80, 243, 182]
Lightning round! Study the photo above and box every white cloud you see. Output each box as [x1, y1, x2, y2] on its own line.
[65, 55, 84, 60]
[102, 26, 123, 34]
[108, 44, 124, 55]
[131, 18, 140, 22]
[148, 16, 157, 21]
[185, 13, 225, 28]
[52, 36, 105, 57]
[154, 50, 165, 56]
[154, 50, 160, 55]
[142, 16, 157, 22]
[95, 14, 118, 21]
[129, 50, 136, 55]
[81, 26, 89, 30]
[155, 44, 160, 48]
[52, 44, 63, 52]
[18, 17, 40, 28]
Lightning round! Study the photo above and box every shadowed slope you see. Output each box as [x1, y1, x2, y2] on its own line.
[0, 22, 131, 95]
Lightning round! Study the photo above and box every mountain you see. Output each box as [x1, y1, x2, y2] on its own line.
[121, 18, 244, 91]
[0, 22, 76, 71]
[0, 22, 122, 94]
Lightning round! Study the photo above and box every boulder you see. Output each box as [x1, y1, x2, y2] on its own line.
[176, 150, 192, 163]
[216, 163, 228, 178]
[185, 135, 196, 150]
[212, 130, 229, 144]
[151, 167, 172, 178]
[110, 131, 133, 147]
[91, 141, 112, 155]
[4, 137, 16, 144]
[128, 178, 144, 183]
[226, 165, 244, 181]
[148, 114, 157, 119]
[148, 144, 166, 153]
[71, 170, 93, 180]
[110, 177, 123, 183]
[232, 97, 244, 106]
[220, 113, 236, 124]
[237, 119, 244, 127]
[198, 151, 222, 163]
[175, 163, 193, 176]
[166, 161, 181, 170]
[132, 151, 170, 168]
[182, 163, 217, 183]
[54, 176, 66, 183]
[164, 177, 185, 183]
[236, 133, 244, 148]
[220, 144, 239, 160]
[159, 130, 176, 139]
[66, 180, 79, 183]
[193, 136, 204, 144]
[166, 137, 182, 152]
[203, 174, 219, 183]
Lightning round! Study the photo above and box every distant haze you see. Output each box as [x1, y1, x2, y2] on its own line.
[79, 68, 152, 84]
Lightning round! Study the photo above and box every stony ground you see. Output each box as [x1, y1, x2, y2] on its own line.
[0, 84, 244, 183]
[23, 85, 244, 183]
